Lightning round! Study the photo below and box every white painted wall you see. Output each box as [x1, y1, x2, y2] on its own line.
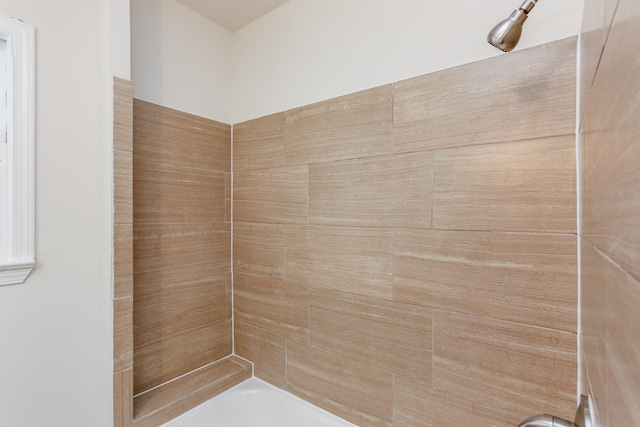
[131, 0, 233, 123]
[110, 0, 131, 79]
[0, 0, 114, 426]
[232, 0, 584, 123]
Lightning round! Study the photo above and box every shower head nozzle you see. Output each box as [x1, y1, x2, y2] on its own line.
[487, 0, 538, 52]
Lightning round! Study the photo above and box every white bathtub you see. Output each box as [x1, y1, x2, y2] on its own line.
[161, 377, 358, 427]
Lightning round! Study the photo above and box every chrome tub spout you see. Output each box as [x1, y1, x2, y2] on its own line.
[518, 414, 578, 427]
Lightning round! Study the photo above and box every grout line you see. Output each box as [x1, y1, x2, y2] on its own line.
[575, 33, 583, 405]
[230, 124, 235, 355]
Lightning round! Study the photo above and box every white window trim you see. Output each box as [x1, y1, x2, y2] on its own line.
[0, 15, 35, 286]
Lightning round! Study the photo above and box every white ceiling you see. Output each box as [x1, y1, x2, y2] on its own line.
[175, 0, 291, 32]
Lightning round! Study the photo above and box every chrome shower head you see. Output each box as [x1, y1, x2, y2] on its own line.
[488, 0, 538, 52]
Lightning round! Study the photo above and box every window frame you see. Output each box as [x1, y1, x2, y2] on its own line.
[0, 15, 35, 286]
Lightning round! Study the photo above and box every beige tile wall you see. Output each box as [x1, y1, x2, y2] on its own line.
[130, 100, 242, 424]
[113, 78, 134, 427]
[233, 37, 578, 427]
[580, 0, 640, 425]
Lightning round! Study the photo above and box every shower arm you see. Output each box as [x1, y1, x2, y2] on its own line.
[519, 0, 538, 15]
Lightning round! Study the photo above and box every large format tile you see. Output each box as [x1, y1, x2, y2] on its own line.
[233, 112, 286, 171]
[580, 1, 640, 424]
[582, 123, 640, 281]
[133, 223, 230, 274]
[134, 273, 227, 348]
[605, 256, 640, 425]
[433, 311, 577, 424]
[133, 160, 226, 224]
[394, 38, 576, 153]
[225, 173, 231, 222]
[233, 222, 285, 279]
[310, 288, 431, 383]
[114, 149, 133, 225]
[233, 166, 308, 224]
[285, 85, 393, 165]
[394, 229, 577, 331]
[114, 78, 133, 153]
[114, 224, 133, 299]
[114, 369, 133, 427]
[114, 297, 134, 373]
[234, 273, 309, 343]
[134, 321, 232, 395]
[580, 240, 607, 412]
[579, 0, 618, 123]
[133, 99, 231, 172]
[286, 225, 394, 299]
[392, 375, 431, 427]
[287, 342, 394, 427]
[234, 321, 287, 389]
[433, 136, 576, 233]
[309, 152, 432, 228]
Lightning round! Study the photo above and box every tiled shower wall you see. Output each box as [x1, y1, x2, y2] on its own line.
[128, 100, 252, 427]
[132, 99, 233, 395]
[580, 0, 640, 425]
[233, 37, 578, 427]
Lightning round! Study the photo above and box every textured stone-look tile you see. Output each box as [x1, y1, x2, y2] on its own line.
[287, 342, 394, 427]
[225, 173, 231, 222]
[582, 123, 640, 281]
[433, 136, 576, 233]
[134, 273, 227, 349]
[309, 152, 432, 228]
[234, 273, 309, 343]
[114, 368, 133, 427]
[579, 0, 608, 122]
[134, 320, 232, 395]
[133, 160, 226, 224]
[233, 112, 285, 171]
[234, 321, 286, 389]
[310, 288, 431, 383]
[114, 149, 133, 225]
[580, 240, 607, 410]
[233, 222, 285, 279]
[394, 229, 577, 331]
[393, 37, 576, 153]
[133, 223, 230, 274]
[133, 99, 231, 172]
[286, 226, 393, 299]
[605, 257, 640, 425]
[225, 272, 232, 321]
[285, 85, 393, 165]
[424, 368, 551, 427]
[133, 357, 248, 427]
[114, 77, 133, 427]
[114, 224, 133, 299]
[233, 166, 308, 224]
[114, 78, 133, 153]
[580, 1, 640, 425]
[393, 375, 431, 427]
[433, 311, 577, 424]
[581, 11, 640, 281]
[397, 365, 578, 427]
[114, 297, 133, 373]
